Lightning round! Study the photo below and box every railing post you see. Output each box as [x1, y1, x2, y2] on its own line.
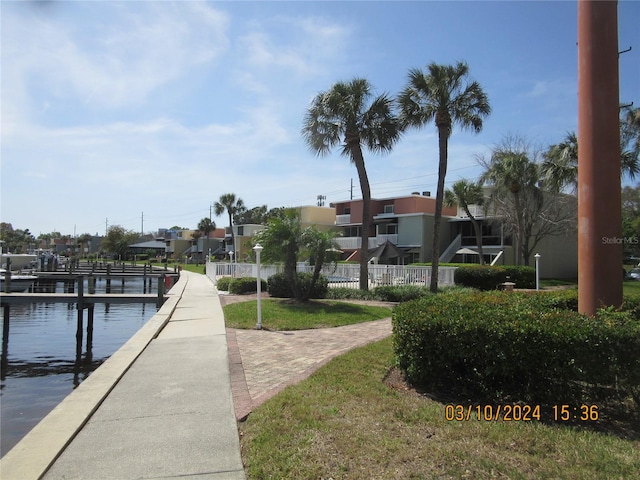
[157, 275, 165, 308]
[76, 275, 84, 359]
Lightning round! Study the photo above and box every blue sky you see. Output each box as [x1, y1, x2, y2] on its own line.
[1, 0, 639, 237]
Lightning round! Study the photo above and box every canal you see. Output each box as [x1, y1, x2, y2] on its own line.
[1, 276, 158, 457]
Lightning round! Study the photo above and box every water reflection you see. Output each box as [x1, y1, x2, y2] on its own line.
[0, 277, 157, 457]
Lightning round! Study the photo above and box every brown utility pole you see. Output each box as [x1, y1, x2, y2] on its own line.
[577, 0, 623, 315]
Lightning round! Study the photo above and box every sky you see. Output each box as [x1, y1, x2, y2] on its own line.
[1, 0, 639, 238]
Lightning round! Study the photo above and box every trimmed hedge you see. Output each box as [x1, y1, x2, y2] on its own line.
[267, 272, 328, 299]
[372, 285, 430, 303]
[228, 277, 267, 295]
[502, 265, 535, 289]
[216, 277, 233, 291]
[393, 290, 640, 406]
[216, 276, 267, 293]
[454, 265, 536, 290]
[454, 265, 507, 290]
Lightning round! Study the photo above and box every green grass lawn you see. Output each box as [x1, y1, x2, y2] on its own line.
[539, 277, 640, 297]
[623, 280, 640, 295]
[223, 299, 392, 330]
[240, 337, 640, 479]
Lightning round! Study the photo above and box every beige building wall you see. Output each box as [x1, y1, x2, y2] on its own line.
[298, 205, 336, 230]
[532, 232, 578, 279]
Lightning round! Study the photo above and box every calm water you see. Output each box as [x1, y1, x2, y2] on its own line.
[1, 277, 158, 457]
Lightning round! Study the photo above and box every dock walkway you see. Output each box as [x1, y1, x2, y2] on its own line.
[0, 270, 244, 480]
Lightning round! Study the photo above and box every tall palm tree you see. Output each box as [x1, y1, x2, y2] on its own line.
[197, 217, 216, 262]
[541, 132, 579, 193]
[302, 78, 401, 290]
[543, 110, 640, 193]
[444, 180, 486, 264]
[214, 193, 245, 260]
[398, 62, 490, 292]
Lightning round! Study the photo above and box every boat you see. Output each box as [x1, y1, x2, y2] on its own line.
[0, 269, 38, 293]
[1, 253, 37, 271]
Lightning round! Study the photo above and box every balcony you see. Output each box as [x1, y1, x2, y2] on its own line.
[336, 214, 351, 225]
[457, 204, 485, 218]
[334, 235, 397, 250]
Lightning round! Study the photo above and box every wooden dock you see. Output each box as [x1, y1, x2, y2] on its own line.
[2, 266, 176, 371]
[0, 292, 161, 305]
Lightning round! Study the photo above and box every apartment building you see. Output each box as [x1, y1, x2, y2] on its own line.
[331, 193, 458, 264]
[331, 192, 577, 278]
[221, 205, 336, 262]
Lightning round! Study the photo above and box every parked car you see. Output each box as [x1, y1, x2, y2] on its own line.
[626, 268, 640, 280]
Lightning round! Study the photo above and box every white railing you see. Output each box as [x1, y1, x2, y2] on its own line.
[334, 236, 398, 250]
[457, 204, 485, 218]
[335, 214, 351, 225]
[375, 234, 398, 245]
[207, 261, 457, 290]
[334, 237, 379, 250]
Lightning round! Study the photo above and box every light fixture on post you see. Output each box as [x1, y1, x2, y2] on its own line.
[534, 253, 541, 291]
[253, 244, 264, 329]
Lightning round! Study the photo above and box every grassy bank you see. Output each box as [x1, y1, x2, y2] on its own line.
[240, 337, 640, 479]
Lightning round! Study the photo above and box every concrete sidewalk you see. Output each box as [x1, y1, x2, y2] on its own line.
[1, 270, 244, 480]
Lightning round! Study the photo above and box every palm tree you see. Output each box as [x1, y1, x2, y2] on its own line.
[301, 227, 340, 302]
[197, 217, 216, 262]
[214, 193, 245, 261]
[302, 78, 401, 290]
[541, 132, 579, 193]
[444, 180, 486, 265]
[398, 61, 490, 292]
[255, 208, 304, 299]
[480, 147, 542, 266]
[543, 109, 640, 193]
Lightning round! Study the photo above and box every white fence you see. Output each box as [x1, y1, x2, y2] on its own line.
[206, 262, 457, 289]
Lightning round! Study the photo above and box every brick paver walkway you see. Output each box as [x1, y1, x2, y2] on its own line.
[221, 294, 393, 421]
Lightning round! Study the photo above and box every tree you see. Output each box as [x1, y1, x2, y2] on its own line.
[197, 217, 216, 262]
[444, 179, 486, 264]
[254, 208, 304, 300]
[214, 193, 245, 259]
[234, 205, 269, 225]
[302, 78, 401, 290]
[0, 223, 36, 254]
[398, 61, 490, 292]
[480, 135, 577, 266]
[77, 233, 93, 258]
[100, 226, 139, 260]
[542, 107, 640, 193]
[621, 183, 640, 259]
[301, 227, 340, 302]
[254, 208, 339, 302]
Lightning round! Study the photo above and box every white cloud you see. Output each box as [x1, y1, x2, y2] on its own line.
[1, 2, 230, 115]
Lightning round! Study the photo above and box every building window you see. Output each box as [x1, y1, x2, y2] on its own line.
[344, 207, 351, 215]
[384, 204, 394, 214]
[237, 226, 244, 236]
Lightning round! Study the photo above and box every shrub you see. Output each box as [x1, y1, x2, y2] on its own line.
[228, 277, 267, 295]
[393, 290, 640, 407]
[326, 287, 380, 301]
[216, 277, 233, 291]
[267, 272, 328, 299]
[454, 265, 507, 290]
[372, 285, 430, 303]
[502, 265, 536, 289]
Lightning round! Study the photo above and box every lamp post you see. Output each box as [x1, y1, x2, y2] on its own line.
[253, 244, 263, 329]
[534, 253, 541, 291]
